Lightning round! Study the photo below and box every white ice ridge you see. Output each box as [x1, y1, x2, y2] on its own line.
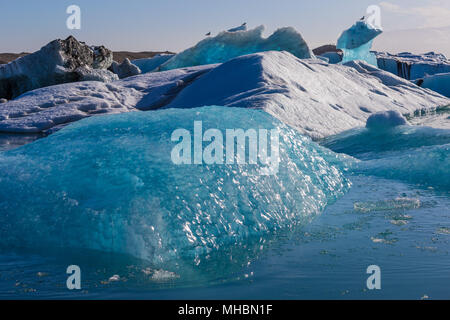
[0, 51, 448, 138]
[0, 65, 214, 133]
[166, 51, 449, 138]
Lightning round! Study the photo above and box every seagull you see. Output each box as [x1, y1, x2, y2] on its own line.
[360, 16, 365, 20]
[227, 22, 247, 32]
[205, 32, 211, 36]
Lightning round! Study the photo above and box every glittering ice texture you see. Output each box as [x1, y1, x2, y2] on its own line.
[0, 106, 350, 266]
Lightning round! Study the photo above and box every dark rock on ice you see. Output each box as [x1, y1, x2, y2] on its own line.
[0, 36, 116, 99]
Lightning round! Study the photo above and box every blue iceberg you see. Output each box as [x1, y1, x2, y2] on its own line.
[0, 106, 350, 267]
[322, 123, 450, 190]
[337, 19, 382, 65]
[159, 25, 314, 71]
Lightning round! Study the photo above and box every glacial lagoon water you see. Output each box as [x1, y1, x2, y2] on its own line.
[0, 106, 448, 299]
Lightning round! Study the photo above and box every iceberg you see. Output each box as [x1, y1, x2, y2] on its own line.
[322, 122, 450, 190]
[158, 25, 314, 71]
[0, 106, 351, 265]
[357, 143, 450, 190]
[1, 51, 448, 138]
[337, 19, 382, 65]
[322, 123, 450, 159]
[0, 36, 116, 100]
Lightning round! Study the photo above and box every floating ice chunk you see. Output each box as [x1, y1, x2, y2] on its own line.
[108, 275, 120, 282]
[354, 198, 420, 213]
[366, 111, 408, 130]
[166, 52, 449, 139]
[337, 19, 382, 65]
[321, 122, 450, 158]
[159, 25, 314, 71]
[357, 143, 450, 190]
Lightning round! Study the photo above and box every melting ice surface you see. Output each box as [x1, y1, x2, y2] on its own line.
[0, 106, 350, 270]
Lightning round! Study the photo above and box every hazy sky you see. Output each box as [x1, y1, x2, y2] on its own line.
[0, 0, 449, 55]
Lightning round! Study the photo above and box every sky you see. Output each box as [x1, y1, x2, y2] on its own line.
[0, 0, 449, 55]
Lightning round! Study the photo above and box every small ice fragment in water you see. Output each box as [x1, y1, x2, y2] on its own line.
[151, 269, 179, 281]
[108, 275, 120, 282]
[436, 227, 450, 235]
[142, 268, 152, 275]
[371, 231, 398, 244]
[390, 220, 408, 226]
[371, 237, 385, 243]
[354, 198, 420, 213]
